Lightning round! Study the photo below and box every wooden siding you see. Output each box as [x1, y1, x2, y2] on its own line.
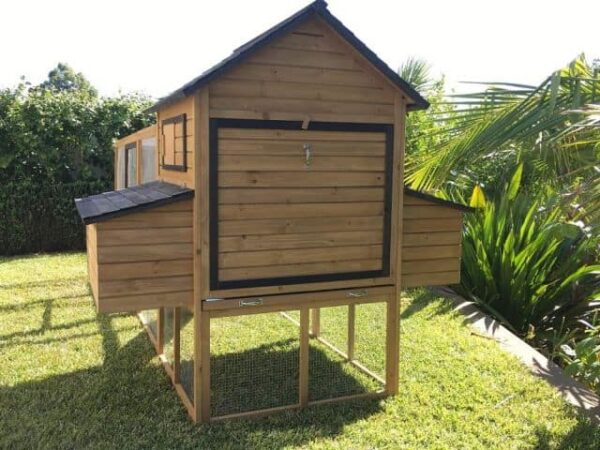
[208, 18, 395, 124]
[87, 200, 194, 312]
[157, 96, 195, 187]
[216, 126, 387, 285]
[401, 194, 463, 288]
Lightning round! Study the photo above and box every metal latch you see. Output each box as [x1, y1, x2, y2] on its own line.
[347, 289, 368, 298]
[239, 298, 264, 307]
[303, 143, 312, 168]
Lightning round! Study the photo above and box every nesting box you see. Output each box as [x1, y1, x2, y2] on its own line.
[76, 0, 471, 422]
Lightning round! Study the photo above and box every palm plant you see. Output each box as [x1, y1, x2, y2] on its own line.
[457, 168, 600, 337]
[405, 54, 600, 197]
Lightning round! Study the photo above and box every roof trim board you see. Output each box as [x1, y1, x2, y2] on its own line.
[149, 0, 429, 113]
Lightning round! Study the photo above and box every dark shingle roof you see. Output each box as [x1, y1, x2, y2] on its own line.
[149, 0, 429, 113]
[75, 181, 194, 225]
[404, 187, 474, 213]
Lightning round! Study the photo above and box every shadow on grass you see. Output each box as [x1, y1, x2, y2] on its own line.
[401, 288, 454, 320]
[0, 311, 383, 449]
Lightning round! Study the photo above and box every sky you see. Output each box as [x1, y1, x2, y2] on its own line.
[1, 0, 598, 99]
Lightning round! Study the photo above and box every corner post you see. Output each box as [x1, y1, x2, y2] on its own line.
[193, 87, 211, 423]
[386, 93, 407, 395]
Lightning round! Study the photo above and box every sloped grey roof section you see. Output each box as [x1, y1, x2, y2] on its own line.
[404, 186, 475, 212]
[149, 0, 429, 113]
[75, 181, 194, 225]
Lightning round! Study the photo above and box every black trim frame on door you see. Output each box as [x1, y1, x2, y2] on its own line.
[209, 118, 394, 291]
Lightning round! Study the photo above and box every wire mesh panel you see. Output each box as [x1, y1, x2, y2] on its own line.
[163, 307, 175, 366]
[354, 302, 387, 379]
[308, 302, 386, 402]
[139, 309, 158, 340]
[210, 311, 300, 417]
[179, 307, 194, 402]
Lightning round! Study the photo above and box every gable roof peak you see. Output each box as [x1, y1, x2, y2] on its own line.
[149, 0, 428, 113]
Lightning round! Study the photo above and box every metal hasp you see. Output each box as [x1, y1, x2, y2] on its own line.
[303, 143, 312, 168]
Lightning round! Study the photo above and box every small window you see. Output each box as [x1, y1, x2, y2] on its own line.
[161, 114, 187, 171]
[141, 138, 157, 183]
[125, 142, 137, 187]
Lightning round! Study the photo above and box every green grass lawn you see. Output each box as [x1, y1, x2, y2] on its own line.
[1, 253, 598, 449]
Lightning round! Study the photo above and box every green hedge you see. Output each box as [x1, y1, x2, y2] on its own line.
[0, 180, 109, 255]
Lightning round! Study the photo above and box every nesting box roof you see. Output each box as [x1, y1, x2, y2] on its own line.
[150, 0, 429, 113]
[75, 181, 194, 225]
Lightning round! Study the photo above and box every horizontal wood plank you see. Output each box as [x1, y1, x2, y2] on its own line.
[220, 216, 383, 236]
[219, 139, 385, 156]
[97, 243, 192, 263]
[219, 202, 384, 220]
[98, 259, 193, 281]
[218, 155, 385, 172]
[98, 291, 192, 313]
[211, 79, 392, 104]
[211, 97, 393, 119]
[97, 212, 193, 230]
[219, 259, 382, 281]
[98, 227, 192, 246]
[219, 187, 384, 204]
[219, 230, 382, 252]
[219, 171, 384, 188]
[222, 63, 385, 88]
[220, 245, 383, 268]
[101, 275, 193, 298]
[218, 128, 385, 142]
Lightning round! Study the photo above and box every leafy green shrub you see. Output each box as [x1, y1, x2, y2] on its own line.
[0, 180, 108, 254]
[556, 319, 600, 391]
[0, 64, 153, 255]
[457, 171, 600, 338]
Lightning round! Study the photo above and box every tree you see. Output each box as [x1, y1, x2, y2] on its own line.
[39, 63, 97, 97]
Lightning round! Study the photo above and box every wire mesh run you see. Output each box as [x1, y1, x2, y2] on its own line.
[180, 307, 194, 402]
[163, 307, 175, 366]
[308, 302, 386, 402]
[139, 309, 158, 340]
[210, 311, 300, 417]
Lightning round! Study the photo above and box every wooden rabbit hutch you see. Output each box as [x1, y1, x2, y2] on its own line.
[76, 0, 472, 423]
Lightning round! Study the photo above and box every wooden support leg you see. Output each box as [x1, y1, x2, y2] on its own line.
[299, 308, 309, 407]
[173, 307, 181, 383]
[347, 303, 356, 361]
[310, 308, 320, 337]
[193, 300, 211, 423]
[385, 292, 400, 395]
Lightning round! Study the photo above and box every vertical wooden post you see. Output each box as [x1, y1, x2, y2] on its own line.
[385, 93, 407, 395]
[299, 308, 309, 407]
[192, 88, 211, 423]
[173, 307, 181, 383]
[310, 308, 320, 337]
[347, 303, 356, 361]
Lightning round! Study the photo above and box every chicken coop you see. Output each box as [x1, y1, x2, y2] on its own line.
[75, 0, 472, 423]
